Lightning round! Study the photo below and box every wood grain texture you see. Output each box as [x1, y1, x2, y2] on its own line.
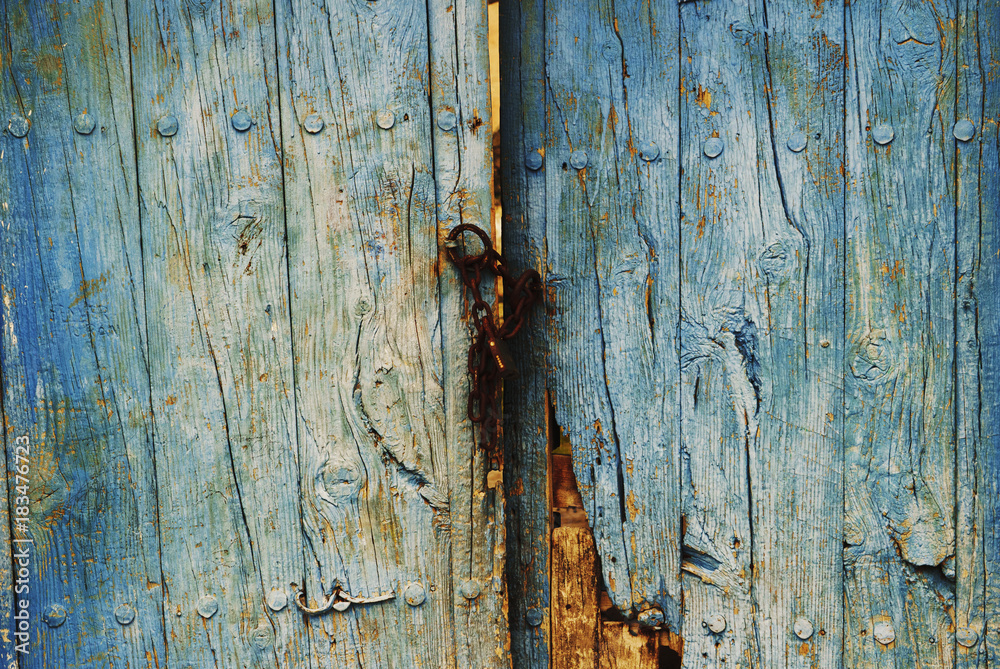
[843, 0, 957, 666]
[748, 1, 846, 667]
[678, 2, 778, 664]
[0, 1, 165, 666]
[956, 1, 1000, 667]
[275, 0, 500, 665]
[552, 526, 599, 669]
[500, 0, 552, 664]
[544, 0, 683, 627]
[130, 0, 307, 666]
[599, 623, 657, 669]
[426, 0, 507, 665]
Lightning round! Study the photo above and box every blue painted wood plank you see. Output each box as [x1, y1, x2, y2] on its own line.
[499, 0, 552, 664]
[746, 2, 846, 666]
[274, 0, 496, 664]
[0, 1, 165, 666]
[543, 0, 683, 629]
[844, 0, 958, 666]
[956, 1, 1000, 667]
[128, 0, 308, 666]
[426, 0, 509, 665]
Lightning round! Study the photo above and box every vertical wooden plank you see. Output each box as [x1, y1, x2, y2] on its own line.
[130, 0, 306, 666]
[956, 0, 1000, 667]
[844, 0, 957, 666]
[544, 0, 683, 627]
[678, 0, 784, 664]
[0, 1, 166, 666]
[552, 526, 599, 669]
[425, 0, 507, 665]
[275, 0, 485, 665]
[500, 0, 552, 663]
[975, 3, 1000, 663]
[599, 623, 658, 669]
[748, 2, 846, 667]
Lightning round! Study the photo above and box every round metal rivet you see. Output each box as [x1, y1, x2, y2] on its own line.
[525, 608, 543, 627]
[872, 124, 894, 145]
[637, 606, 664, 628]
[873, 620, 895, 645]
[787, 132, 807, 153]
[332, 599, 352, 612]
[251, 626, 273, 650]
[157, 115, 178, 137]
[43, 603, 67, 627]
[437, 110, 457, 131]
[196, 594, 219, 619]
[569, 150, 588, 170]
[303, 114, 324, 134]
[956, 627, 979, 648]
[793, 617, 814, 640]
[703, 137, 725, 159]
[639, 139, 660, 162]
[460, 580, 481, 600]
[525, 150, 544, 171]
[8, 114, 29, 138]
[266, 589, 287, 612]
[74, 112, 96, 135]
[705, 613, 727, 633]
[403, 582, 426, 606]
[954, 120, 976, 142]
[114, 603, 136, 625]
[231, 110, 252, 132]
[376, 110, 395, 130]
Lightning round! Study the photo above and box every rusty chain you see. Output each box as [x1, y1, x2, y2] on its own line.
[445, 224, 542, 470]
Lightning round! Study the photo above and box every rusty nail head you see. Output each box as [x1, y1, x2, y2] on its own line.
[705, 613, 726, 633]
[437, 110, 457, 131]
[377, 110, 395, 130]
[157, 115, 178, 137]
[703, 137, 725, 159]
[793, 617, 814, 640]
[787, 131, 807, 153]
[403, 582, 426, 606]
[197, 594, 219, 619]
[460, 580, 481, 600]
[74, 112, 96, 135]
[525, 150, 544, 171]
[115, 603, 136, 625]
[8, 114, 29, 138]
[303, 114, 324, 134]
[525, 608, 543, 627]
[954, 120, 976, 142]
[231, 110, 252, 132]
[873, 620, 895, 645]
[956, 627, 979, 648]
[570, 150, 588, 169]
[872, 124, 894, 145]
[266, 589, 288, 611]
[43, 603, 67, 627]
[637, 606, 664, 628]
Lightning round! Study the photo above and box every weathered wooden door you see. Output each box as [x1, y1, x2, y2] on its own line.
[3, 0, 999, 668]
[0, 0, 503, 667]
[501, 0, 1000, 667]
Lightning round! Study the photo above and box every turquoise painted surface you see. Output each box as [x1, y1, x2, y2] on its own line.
[501, 0, 1000, 667]
[1, 0, 501, 666]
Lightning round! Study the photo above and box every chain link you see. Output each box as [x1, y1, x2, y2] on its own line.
[445, 224, 542, 470]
